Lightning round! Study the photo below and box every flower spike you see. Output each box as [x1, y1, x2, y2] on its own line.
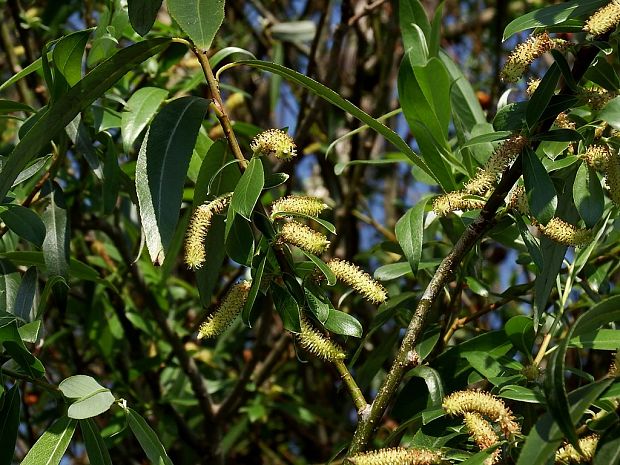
[584, 0, 620, 36]
[198, 281, 252, 339]
[297, 315, 346, 363]
[271, 195, 329, 217]
[347, 447, 442, 465]
[326, 258, 387, 304]
[279, 221, 330, 254]
[250, 128, 297, 160]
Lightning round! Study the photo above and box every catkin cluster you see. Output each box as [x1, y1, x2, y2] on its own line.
[555, 434, 599, 464]
[184, 193, 232, 269]
[443, 390, 521, 437]
[279, 221, 330, 254]
[347, 447, 442, 465]
[500, 32, 566, 83]
[432, 192, 486, 216]
[584, 0, 620, 36]
[250, 128, 297, 160]
[272, 195, 329, 217]
[327, 259, 388, 304]
[463, 412, 501, 465]
[538, 218, 592, 247]
[580, 87, 617, 110]
[297, 315, 346, 363]
[198, 281, 252, 339]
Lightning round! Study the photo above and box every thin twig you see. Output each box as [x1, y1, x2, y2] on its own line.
[347, 0, 389, 26]
[334, 360, 368, 412]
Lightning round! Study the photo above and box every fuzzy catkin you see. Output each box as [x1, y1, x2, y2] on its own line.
[279, 221, 330, 254]
[432, 192, 486, 216]
[584, 0, 620, 36]
[271, 195, 328, 217]
[508, 185, 529, 215]
[443, 390, 521, 437]
[326, 258, 388, 304]
[605, 148, 620, 206]
[580, 87, 617, 110]
[198, 281, 252, 339]
[501, 33, 565, 83]
[463, 412, 501, 464]
[297, 316, 345, 362]
[347, 447, 442, 465]
[184, 194, 232, 269]
[583, 145, 612, 172]
[555, 435, 599, 464]
[250, 128, 297, 160]
[538, 217, 592, 247]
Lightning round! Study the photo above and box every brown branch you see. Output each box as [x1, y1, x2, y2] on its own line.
[347, 0, 389, 26]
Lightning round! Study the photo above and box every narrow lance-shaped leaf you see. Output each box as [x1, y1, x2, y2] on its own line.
[136, 96, 209, 265]
[127, 408, 173, 465]
[128, 0, 163, 36]
[523, 147, 557, 225]
[41, 182, 69, 280]
[0, 38, 171, 201]
[121, 87, 168, 152]
[0, 385, 21, 465]
[80, 419, 113, 465]
[395, 198, 429, 275]
[21, 416, 77, 465]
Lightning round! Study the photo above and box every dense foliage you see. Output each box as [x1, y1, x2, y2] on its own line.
[1, 0, 620, 464]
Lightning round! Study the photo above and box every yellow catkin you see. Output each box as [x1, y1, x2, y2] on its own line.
[584, 0, 620, 36]
[605, 148, 620, 205]
[464, 135, 528, 195]
[250, 128, 297, 160]
[463, 412, 501, 465]
[527, 78, 541, 96]
[580, 87, 616, 110]
[501, 33, 566, 83]
[326, 258, 388, 304]
[508, 185, 529, 215]
[555, 112, 576, 130]
[271, 195, 329, 217]
[298, 316, 345, 362]
[555, 434, 599, 464]
[443, 390, 521, 437]
[279, 221, 330, 254]
[347, 447, 442, 465]
[538, 217, 592, 247]
[583, 145, 612, 172]
[432, 192, 486, 216]
[184, 193, 232, 269]
[198, 281, 252, 339]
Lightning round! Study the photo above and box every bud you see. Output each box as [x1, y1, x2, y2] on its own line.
[198, 281, 252, 339]
[555, 434, 599, 464]
[327, 258, 388, 304]
[432, 192, 486, 216]
[250, 128, 297, 160]
[538, 217, 592, 247]
[584, 0, 620, 36]
[443, 390, 521, 437]
[297, 315, 346, 363]
[501, 33, 566, 83]
[184, 194, 232, 269]
[347, 447, 442, 465]
[272, 195, 329, 217]
[279, 221, 330, 254]
[463, 412, 501, 464]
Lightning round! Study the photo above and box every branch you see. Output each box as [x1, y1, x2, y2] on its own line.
[347, 40, 602, 454]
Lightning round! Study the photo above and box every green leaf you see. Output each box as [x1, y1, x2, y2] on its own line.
[398, 53, 455, 190]
[80, 419, 113, 465]
[598, 96, 620, 130]
[128, 0, 163, 36]
[304, 287, 330, 323]
[121, 87, 168, 152]
[428, 2, 443, 58]
[523, 147, 557, 225]
[499, 385, 546, 404]
[406, 366, 444, 407]
[544, 296, 620, 452]
[300, 250, 336, 285]
[224, 213, 255, 266]
[399, 0, 431, 48]
[573, 162, 604, 229]
[594, 424, 620, 465]
[52, 30, 91, 87]
[460, 447, 501, 465]
[127, 408, 173, 465]
[514, 214, 543, 271]
[41, 184, 69, 280]
[59, 375, 108, 399]
[229, 157, 264, 220]
[0, 259, 19, 315]
[585, 57, 620, 92]
[0, 251, 101, 284]
[0, 38, 171, 201]
[395, 198, 428, 275]
[334, 156, 410, 176]
[18, 320, 41, 344]
[493, 102, 527, 131]
[503, 0, 608, 40]
[505, 315, 535, 359]
[242, 254, 267, 325]
[272, 211, 336, 234]
[530, 129, 583, 142]
[226, 59, 436, 184]
[517, 379, 612, 465]
[461, 131, 512, 148]
[167, 0, 225, 50]
[374, 262, 411, 281]
[569, 329, 620, 350]
[21, 416, 76, 465]
[136, 96, 209, 265]
[0, 205, 45, 247]
[271, 283, 301, 333]
[323, 308, 362, 338]
[0, 57, 43, 93]
[0, 385, 20, 465]
[68, 391, 116, 419]
[13, 267, 37, 322]
[0, 99, 35, 114]
[526, 63, 560, 129]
